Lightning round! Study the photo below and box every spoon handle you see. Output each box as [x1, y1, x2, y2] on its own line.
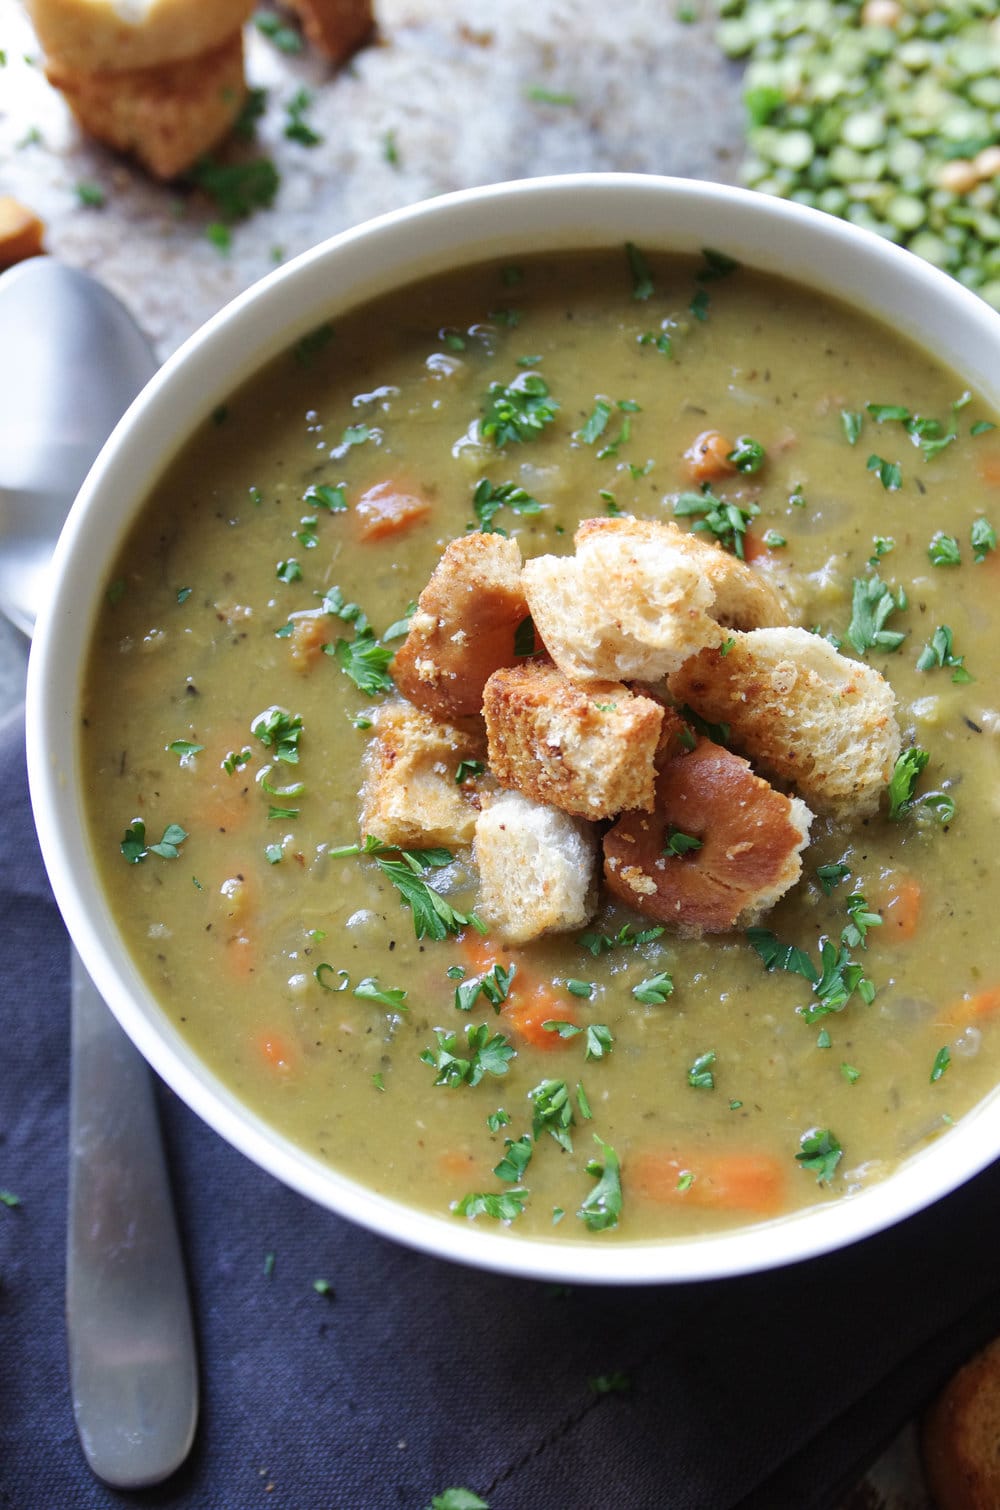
[67, 946, 198, 1487]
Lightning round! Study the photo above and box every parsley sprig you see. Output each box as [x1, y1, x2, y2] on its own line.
[421, 1024, 514, 1087]
[578, 1134, 622, 1232]
[472, 478, 541, 533]
[846, 573, 907, 656]
[481, 372, 558, 446]
[672, 486, 760, 559]
[120, 819, 188, 864]
[332, 835, 485, 941]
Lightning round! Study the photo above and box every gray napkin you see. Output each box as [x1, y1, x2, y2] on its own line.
[3, 703, 997, 1510]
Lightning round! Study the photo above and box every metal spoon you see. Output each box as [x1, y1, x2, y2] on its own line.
[0, 258, 198, 1487]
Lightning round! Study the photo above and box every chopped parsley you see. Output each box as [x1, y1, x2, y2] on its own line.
[251, 707, 302, 763]
[927, 531, 962, 567]
[453, 1190, 527, 1223]
[971, 518, 997, 562]
[530, 1079, 575, 1151]
[276, 559, 302, 583]
[331, 838, 483, 942]
[481, 373, 558, 446]
[254, 11, 302, 51]
[421, 1023, 514, 1087]
[304, 483, 347, 512]
[472, 478, 542, 532]
[120, 819, 187, 863]
[796, 1128, 842, 1184]
[578, 1134, 622, 1232]
[632, 971, 674, 1004]
[866, 454, 902, 491]
[493, 1135, 533, 1182]
[354, 977, 408, 1011]
[816, 862, 851, 895]
[727, 436, 765, 473]
[841, 1063, 860, 1084]
[625, 241, 654, 301]
[328, 631, 395, 695]
[664, 828, 702, 857]
[168, 739, 204, 759]
[887, 747, 930, 822]
[687, 1050, 716, 1089]
[455, 759, 486, 784]
[578, 922, 665, 955]
[689, 288, 711, 321]
[189, 155, 280, 222]
[455, 963, 515, 1012]
[931, 1046, 951, 1083]
[284, 87, 322, 146]
[673, 486, 759, 559]
[916, 625, 973, 683]
[846, 573, 907, 656]
[585, 1024, 614, 1060]
[841, 410, 863, 446]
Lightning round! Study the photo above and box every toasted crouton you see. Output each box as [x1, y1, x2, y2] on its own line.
[473, 789, 598, 944]
[575, 516, 789, 630]
[603, 737, 813, 935]
[26, 0, 254, 72]
[277, 0, 374, 62]
[922, 1335, 1000, 1510]
[45, 33, 248, 181]
[359, 701, 486, 851]
[522, 521, 723, 685]
[0, 198, 46, 270]
[669, 627, 901, 820]
[483, 661, 664, 819]
[392, 532, 529, 721]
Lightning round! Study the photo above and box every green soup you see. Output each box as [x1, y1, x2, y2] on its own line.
[80, 249, 1000, 1243]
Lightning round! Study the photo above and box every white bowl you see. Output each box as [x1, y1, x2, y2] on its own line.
[27, 173, 1000, 1284]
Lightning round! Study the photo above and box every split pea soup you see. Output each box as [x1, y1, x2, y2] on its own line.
[80, 248, 1000, 1244]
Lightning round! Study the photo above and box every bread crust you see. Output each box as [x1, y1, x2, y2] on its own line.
[392, 532, 529, 721]
[670, 626, 901, 820]
[0, 198, 46, 270]
[483, 660, 664, 819]
[603, 736, 813, 935]
[27, 0, 254, 72]
[359, 700, 486, 851]
[576, 515, 788, 630]
[277, 0, 374, 61]
[473, 789, 598, 944]
[46, 32, 248, 180]
[922, 1336, 1000, 1510]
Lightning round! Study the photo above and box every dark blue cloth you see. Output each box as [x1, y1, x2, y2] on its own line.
[3, 702, 999, 1510]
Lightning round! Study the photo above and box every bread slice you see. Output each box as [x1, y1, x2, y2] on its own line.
[0, 198, 46, 270]
[26, 0, 254, 72]
[359, 700, 486, 851]
[669, 626, 901, 820]
[576, 515, 789, 630]
[277, 0, 374, 62]
[392, 532, 529, 721]
[522, 521, 723, 685]
[922, 1335, 1000, 1510]
[483, 660, 664, 819]
[603, 736, 813, 935]
[46, 32, 248, 180]
[473, 789, 598, 944]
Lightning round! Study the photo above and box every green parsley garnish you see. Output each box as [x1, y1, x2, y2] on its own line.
[472, 478, 542, 532]
[167, 740, 204, 759]
[481, 373, 558, 446]
[530, 1079, 575, 1151]
[841, 1063, 860, 1084]
[689, 288, 711, 321]
[727, 436, 765, 473]
[625, 241, 654, 301]
[578, 923, 665, 955]
[866, 454, 902, 491]
[453, 1190, 527, 1224]
[304, 483, 347, 512]
[251, 707, 302, 763]
[928, 531, 962, 567]
[455, 963, 515, 1013]
[585, 1024, 614, 1060]
[284, 87, 322, 146]
[916, 625, 973, 683]
[578, 1134, 622, 1232]
[494, 1135, 533, 1182]
[254, 11, 302, 50]
[75, 181, 105, 208]
[421, 1024, 514, 1087]
[887, 747, 930, 822]
[796, 1128, 842, 1184]
[931, 1046, 951, 1083]
[664, 828, 702, 856]
[816, 862, 851, 895]
[632, 971, 674, 1004]
[846, 573, 907, 656]
[673, 485, 759, 559]
[327, 631, 394, 695]
[189, 155, 280, 222]
[120, 819, 187, 863]
[354, 977, 408, 1011]
[841, 410, 863, 446]
[971, 518, 997, 562]
[455, 759, 485, 785]
[687, 1050, 716, 1089]
[276, 558, 302, 583]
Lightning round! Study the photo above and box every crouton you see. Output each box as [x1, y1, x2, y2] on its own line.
[922, 1334, 1000, 1510]
[575, 516, 788, 631]
[276, 0, 374, 62]
[0, 198, 46, 271]
[473, 789, 598, 944]
[359, 700, 487, 851]
[392, 532, 529, 721]
[669, 626, 901, 820]
[45, 33, 248, 181]
[522, 521, 723, 685]
[483, 660, 664, 818]
[26, 0, 254, 72]
[603, 737, 813, 935]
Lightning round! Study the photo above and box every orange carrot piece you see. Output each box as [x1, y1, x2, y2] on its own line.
[630, 1148, 787, 1216]
[740, 528, 768, 563]
[976, 450, 1000, 487]
[879, 874, 922, 943]
[502, 983, 578, 1050]
[438, 1149, 479, 1180]
[258, 1030, 293, 1070]
[226, 932, 256, 980]
[937, 986, 1000, 1031]
[288, 614, 330, 670]
[355, 481, 431, 542]
[684, 429, 737, 484]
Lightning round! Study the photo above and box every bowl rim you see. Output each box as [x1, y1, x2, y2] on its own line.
[26, 171, 1000, 1285]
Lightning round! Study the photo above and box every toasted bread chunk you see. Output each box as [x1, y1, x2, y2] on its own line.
[0, 198, 46, 270]
[522, 521, 723, 685]
[575, 516, 788, 630]
[277, 0, 374, 62]
[670, 627, 901, 820]
[27, 0, 254, 72]
[483, 661, 664, 819]
[603, 737, 813, 935]
[359, 701, 486, 850]
[392, 532, 529, 721]
[45, 33, 247, 181]
[473, 789, 598, 944]
[922, 1335, 1000, 1510]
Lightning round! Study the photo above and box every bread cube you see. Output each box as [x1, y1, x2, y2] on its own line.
[359, 701, 486, 851]
[473, 789, 598, 944]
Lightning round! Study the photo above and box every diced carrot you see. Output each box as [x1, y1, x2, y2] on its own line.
[502, 982, 578, 1050]
[976, 450, 1000, 488]
[878, 874, 922, 943]
[740, 527, 767, 563]
[438, 1148, 478, 1179]
[630, 1148, 787, 1216]
[288, 613, 330, 670]
[355, 481, 431, 542]
[683, 429, 737, 483]
[258, 1030, 293, 1071]
[226, 932, 256, 980]
[937, 986, 1000, 1031]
